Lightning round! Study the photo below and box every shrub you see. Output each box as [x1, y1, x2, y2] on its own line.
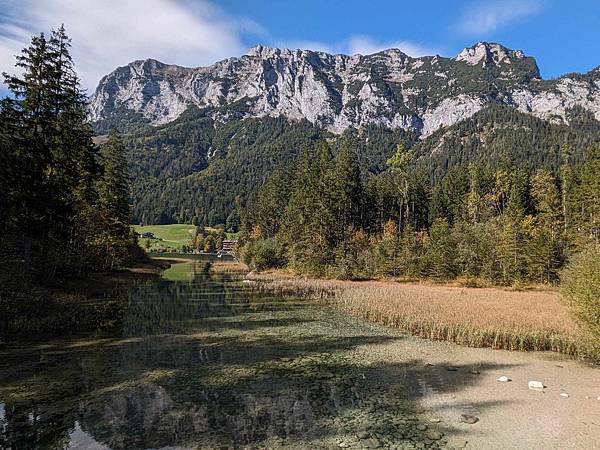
[240, 238, 285, 271]
[561, 246, 600, 348]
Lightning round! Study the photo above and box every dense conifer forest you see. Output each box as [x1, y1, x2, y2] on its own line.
[239, 137, 600, 287]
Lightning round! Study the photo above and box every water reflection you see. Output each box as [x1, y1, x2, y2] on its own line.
[0, 261, 495, 449]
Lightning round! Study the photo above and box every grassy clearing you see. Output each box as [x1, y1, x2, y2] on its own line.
[134, 224, 236, 251]
[246, 272, 596, 359]
[134, 223, 197, 250]
[134, 224, 196, 246]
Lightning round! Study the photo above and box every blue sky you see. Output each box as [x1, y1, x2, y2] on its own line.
[1, 0, 599, 94]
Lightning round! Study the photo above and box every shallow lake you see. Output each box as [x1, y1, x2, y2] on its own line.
[0, 261, 455, 449]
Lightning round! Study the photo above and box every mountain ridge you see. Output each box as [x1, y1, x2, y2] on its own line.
[89, 41, 600, 137]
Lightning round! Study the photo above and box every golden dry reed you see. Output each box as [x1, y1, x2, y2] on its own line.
[246, 272, 595, 358]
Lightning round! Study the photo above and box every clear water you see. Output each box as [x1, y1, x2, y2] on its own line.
[0, 262, 446, 449]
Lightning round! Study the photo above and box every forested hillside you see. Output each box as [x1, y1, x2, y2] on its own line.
[123, 113, 323, 225]
[413, 105, 600, 181]
[116, 104, 600, 227]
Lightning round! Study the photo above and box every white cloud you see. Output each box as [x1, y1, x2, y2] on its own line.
[455, 0, 543, 36]
[0, 0, 263, 92]
[278, 35, 437, 57]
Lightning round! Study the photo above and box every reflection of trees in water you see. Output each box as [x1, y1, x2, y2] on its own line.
[122, 269, 307, 337]
[76, 380, 318, 449]
[0, 400, 74, 449]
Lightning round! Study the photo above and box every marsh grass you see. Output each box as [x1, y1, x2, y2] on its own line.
[247, 272, 596, 358]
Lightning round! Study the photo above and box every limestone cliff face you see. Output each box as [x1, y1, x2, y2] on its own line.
[89, 42, 600, 137]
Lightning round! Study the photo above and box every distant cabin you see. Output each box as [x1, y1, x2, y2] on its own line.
[221, 240, 238, 255]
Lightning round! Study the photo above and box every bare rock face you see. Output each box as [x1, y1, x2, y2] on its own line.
[89, 42, 600, 137]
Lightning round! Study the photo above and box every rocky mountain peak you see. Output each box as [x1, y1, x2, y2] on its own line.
[455, 42, 525, 65]
[90, 42, 599, 137]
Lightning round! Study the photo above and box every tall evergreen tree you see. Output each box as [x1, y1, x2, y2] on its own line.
[332, 142, 363, 237]
[578, 144, 600, 247]
[527, 170, 564, 283]
[281, 141, 337, 273]
[3, 27, 94, 277]
[95, 129, 132, 268]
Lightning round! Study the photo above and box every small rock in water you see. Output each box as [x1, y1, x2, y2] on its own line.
[363, 438, 381, 449]
[528, 380, 545, 391]
[470, 369, 480, 375]
[448, 438, 469, 449]
[318, 371, 334, 379]
[560, 393, 569, 398]
[356, 431, 370, 439]
[459, 414, 479, 424]
[425, 430, 443, 441]
[497, 376, 511, 382]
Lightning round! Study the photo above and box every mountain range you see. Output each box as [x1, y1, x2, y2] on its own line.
[89, 42, 600, 225]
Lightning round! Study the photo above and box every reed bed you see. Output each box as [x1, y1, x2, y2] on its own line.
[247, 272, 595, 358]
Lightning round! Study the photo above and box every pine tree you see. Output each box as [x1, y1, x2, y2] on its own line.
[2, 27, 100, 277]
[376, 220, 401, 277]
[527, 170, 564, 283]
[578, 144, 600, 247]
[423, 218, 456, 279]
[333, 142, 363, 233]
[244, 168, 290, 238]
[281, 141, 337, 273]
[96, 129, 132, 268]
[496, 171, 530, 284]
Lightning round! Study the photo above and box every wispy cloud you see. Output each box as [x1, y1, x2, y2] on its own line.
[0, 0, 264, 92]
[454, 0, 543, 36]
[279, 35, 437, 57]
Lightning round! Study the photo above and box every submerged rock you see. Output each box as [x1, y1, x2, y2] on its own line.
[357, 430, 370, 439]
[363, 437, 382, 448]
[460, 414, 479, 424]
[426, 430, 443, 440]
[528, 381, 545, 391]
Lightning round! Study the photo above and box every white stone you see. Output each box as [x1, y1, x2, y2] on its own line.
[560, 393, 569, 398]
[528, 381, 545, 391]
[497, 376, 511, 382]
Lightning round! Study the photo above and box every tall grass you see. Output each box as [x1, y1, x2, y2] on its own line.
[247, 272, 596, 358]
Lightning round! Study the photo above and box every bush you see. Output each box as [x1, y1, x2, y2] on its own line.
[561, 246, 600, 346]
[240, 238, 285, 271]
